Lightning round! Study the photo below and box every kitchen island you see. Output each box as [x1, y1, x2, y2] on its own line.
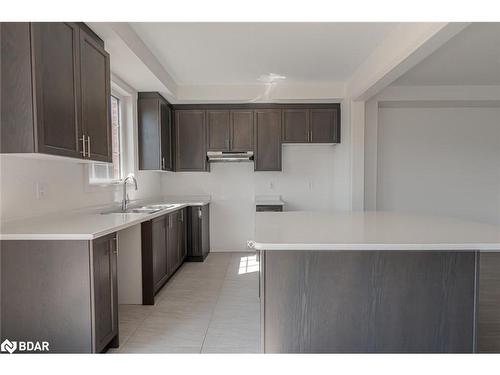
[250, 211, 500, 353]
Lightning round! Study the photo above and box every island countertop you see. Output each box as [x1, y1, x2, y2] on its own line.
[250, 211, 500, 251]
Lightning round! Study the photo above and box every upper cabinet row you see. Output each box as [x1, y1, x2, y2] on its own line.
[138, 100, 341, 173]
[1, 22, 112, 162]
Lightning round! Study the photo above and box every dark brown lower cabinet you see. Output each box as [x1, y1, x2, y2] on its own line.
[141, 209, 187, 305]
[92, 233, 119, 353]
[0, 234, 119, 353]
[186, 204, 210, 262]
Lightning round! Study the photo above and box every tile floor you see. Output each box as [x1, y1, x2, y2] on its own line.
[109, 252, 260, 353]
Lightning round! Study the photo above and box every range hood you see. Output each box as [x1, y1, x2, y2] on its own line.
[207, 151, 254, 162]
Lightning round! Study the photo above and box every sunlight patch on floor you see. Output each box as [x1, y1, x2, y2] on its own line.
[238, 255, 259, 274]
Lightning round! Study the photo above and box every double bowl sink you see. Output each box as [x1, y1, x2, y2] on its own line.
[102, 203, 182, 215]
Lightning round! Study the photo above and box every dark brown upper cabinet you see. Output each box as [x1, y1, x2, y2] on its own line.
[254, 109, 282, 171]
[231, 110, 254, 151]
[138, 92, 173, 171]
[32, 22, 82, 158]
[310, 108, 340, 143]
[207, 109, 254, 152]
[80, 28, 112, 162]
[175, 110, 208, 172]
[282, 109, 309, 143]
[0, 22, 111, 162]
[283, 107, 340, 143]
[207, 110, 230, 151]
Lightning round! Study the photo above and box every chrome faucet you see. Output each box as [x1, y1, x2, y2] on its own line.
[121, 175, 138, 211]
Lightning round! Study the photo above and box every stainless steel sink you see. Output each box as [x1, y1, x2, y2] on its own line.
[102, 207, 161, 214]
[101, 203, 181, 215]
[142, 204, 180, 210]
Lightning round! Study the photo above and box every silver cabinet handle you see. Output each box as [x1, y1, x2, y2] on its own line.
[198, 208, 202, 219]
[162, 157, 166, 170]
[111, 237, 118, 254]
[80, 135, 87, 157]
[87, 136, 91, 158]
[180, 210, 184, 222]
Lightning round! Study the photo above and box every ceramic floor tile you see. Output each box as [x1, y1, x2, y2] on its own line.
[112, 251, 260, 354]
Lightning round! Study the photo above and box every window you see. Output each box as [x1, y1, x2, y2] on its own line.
[88, 94, 123, 185]
[110, 95, 122, 179]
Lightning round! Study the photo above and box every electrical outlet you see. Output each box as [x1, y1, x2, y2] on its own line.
[35, 182, 48, 200]
[308, 181, 314, 190]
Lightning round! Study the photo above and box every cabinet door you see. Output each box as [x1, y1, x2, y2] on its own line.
[178, 209, 187, 262]
[187, 206, 201, 257]
[92, 233, 118, 353]
[166, 213, 179, 276]
[152, 216, 168, 290]
[201, 205, 210, 259]
[175, 110, 208, 171]
[160, 102, 173, 170]
[283, 109, 309, 143]
[32, 22, 82, 158]
[80, 28, 111, 162]
[310, 108, 339, 143]
[207, 110, 230, 151]
[231, 110, 254, 151]
[254, 109, 282, 171]
[138, 98, 161, 170]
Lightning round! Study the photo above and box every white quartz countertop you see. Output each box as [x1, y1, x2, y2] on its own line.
[0, 196, 210, 241]
[250, 211, 500, 251]
[255, 195, 285, 206]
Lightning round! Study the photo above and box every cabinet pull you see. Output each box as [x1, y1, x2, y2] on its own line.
[111, 237, 118, 254]
[198, 208, 202, 219]
[162, 157, 166, 170]
[180, 211, 184, 222]
[80, 135, 87, 157]
[87, 136, 91, 157]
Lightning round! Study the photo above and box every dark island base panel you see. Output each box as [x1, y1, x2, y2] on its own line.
[261, 250, 500, 353]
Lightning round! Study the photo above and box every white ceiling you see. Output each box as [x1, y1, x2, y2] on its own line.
[394, 23, 500, 86]
[129, 22, 397, 85]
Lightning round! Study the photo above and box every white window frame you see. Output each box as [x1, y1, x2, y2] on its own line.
[84, 75, 138, 191]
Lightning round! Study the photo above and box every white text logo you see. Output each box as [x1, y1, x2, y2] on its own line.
[1, 339, 49, 353]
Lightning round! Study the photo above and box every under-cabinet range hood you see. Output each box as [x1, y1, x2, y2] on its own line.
[207, 151, 254, 162]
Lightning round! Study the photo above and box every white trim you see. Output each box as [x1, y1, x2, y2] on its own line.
[346, 23, 470, 101]
[376, 85, 500, 102]
[175, 82, 345, 103]
[108, 23, 177, 101]
[364, 99, 378, 210]
[350, 100, 365, 211]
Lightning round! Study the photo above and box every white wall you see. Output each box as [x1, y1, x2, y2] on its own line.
[375, 105, 500, 225]
[161, 144, 351, 251]
[0, 155, 161, 221]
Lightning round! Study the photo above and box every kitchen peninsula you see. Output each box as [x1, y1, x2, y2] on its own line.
[251, 211, 500, 353]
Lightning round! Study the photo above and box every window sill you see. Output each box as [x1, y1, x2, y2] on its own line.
[88, 179, 123, 187]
